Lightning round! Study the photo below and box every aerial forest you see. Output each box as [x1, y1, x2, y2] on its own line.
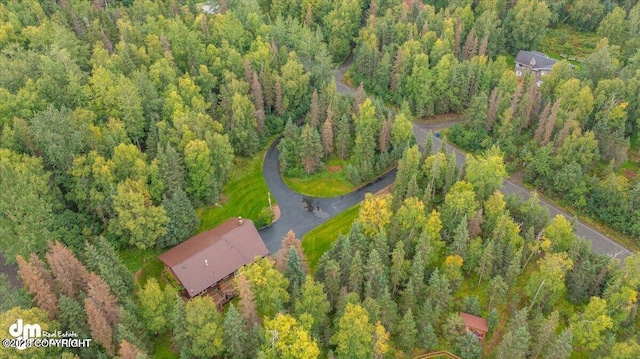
[1, 0, 640, 358]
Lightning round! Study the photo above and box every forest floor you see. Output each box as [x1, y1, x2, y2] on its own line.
[301, 204, 361, 272]
[197, 136, 277, 231]
[282, 157, 356, 197]
[622, 131, 640, 180]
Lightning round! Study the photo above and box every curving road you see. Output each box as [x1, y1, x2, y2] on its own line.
[260, 54, 632, 260]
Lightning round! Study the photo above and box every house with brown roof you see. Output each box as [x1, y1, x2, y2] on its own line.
[459, 312, 489, 341]
[158, 217, 268, 298]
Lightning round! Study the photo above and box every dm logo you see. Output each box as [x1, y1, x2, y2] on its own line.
[8, 319, 42, 350]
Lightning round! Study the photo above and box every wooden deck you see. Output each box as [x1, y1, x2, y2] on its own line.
[413, 351, 461, 359]
[203, 276, 236, 312]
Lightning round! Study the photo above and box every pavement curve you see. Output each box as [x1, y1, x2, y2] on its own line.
[260, 53, 633, 260]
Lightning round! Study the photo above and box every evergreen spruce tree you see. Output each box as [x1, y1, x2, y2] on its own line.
[347, 250, 364, 298]
[299, 124, 324, 174]
[58, 295, 90, 338]
[397, 309, 418, 354]
[456, 332, 482, 359]
[223, 304, 251, 359]
[335, 115, 352, 160]
[156, 144, 186, 196]
[158, 187, 199, 248]
[364, 249, 389, 300]
[420, 322, 439, 351]
[285, 247, 305, 300]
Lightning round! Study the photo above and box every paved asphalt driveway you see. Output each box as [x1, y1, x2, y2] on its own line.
[259, 142, 396, 253]
[413, 123, 632, 259]
[261, 54, 632, 259]
[0, 53, 631, 292]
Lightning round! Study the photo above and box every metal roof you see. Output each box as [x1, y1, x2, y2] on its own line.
[158, 218, 268, 297]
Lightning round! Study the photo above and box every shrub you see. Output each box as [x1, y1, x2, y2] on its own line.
[254, 206, 274, 228]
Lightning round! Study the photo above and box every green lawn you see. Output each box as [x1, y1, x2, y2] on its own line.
[283, 157, 356, 197]
[197, 137, 277, 231]
[302, 204, 361, 272]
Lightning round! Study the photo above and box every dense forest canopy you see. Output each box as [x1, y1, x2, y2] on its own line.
[0, 0, 640, 358]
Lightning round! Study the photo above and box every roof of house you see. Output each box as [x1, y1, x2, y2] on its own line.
[460, 312, 489, 333]
[158, 218, 268, 297]
[515, 50, 558, 70]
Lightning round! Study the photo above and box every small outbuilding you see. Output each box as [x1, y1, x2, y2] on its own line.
[459, 312, 489, 340]
[158, 217, 268, 298]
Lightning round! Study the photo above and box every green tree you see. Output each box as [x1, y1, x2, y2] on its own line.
[442, 181, 478, 231]
[597, 7, 628, 47]
[88, 67, 145, 141]
[397, 309, 418, 354]
[407, 54, 435, 118]
[159, 187, 199, 248]
[223, 304, 253, 359]
[526, 252, 574, 308]
[392, 145, 421, 211]
[261, 313, 320, 359]
[570, 297, 613, 351]
[294, 276, 330, 339]
[544, 215, 575, 253]
[183, 139, 213, 202]
[391, 113, 415, 158]
[280, 52, 310, 113]
[28, 106, 87, 172]
[579, 39, 619, 86]
[229, 92, 260, 156]
[504, 0, 551, 51]
[531, 311, 560, 358]
[464, 146, 507, 201]
[299, 124, 324, 174]
[544, 328, 573, 359]
[139, 278, 175, 335]
[364, 249, 389, 300]
[569, 0, 604, 31]
[456, 332, 482, 359]
[238, 258, 290, 317]
[83, 236, 133, 301]
[605, 340, 640, 359]
[178, 296, 225, 358]
[323, 0, 363, 61]
[285, 247, 305, 299]
[352, 99, 378, 180]
[108, 179, 168, 249]
[0, 306, 61, 358]
[0, 149, 60, 262]
[331, 303, 375, 359]
[0, 274, 31, 312]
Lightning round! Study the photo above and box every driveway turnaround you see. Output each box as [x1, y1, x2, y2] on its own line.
[259, 141, 396, 253]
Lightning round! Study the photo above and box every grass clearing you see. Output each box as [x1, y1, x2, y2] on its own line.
[151, 332, 179, 359]
[540, 25, 600, 62]
[302, 204, 361, 272]
[197, 137, 277, 231]
[119, 247, 164, 274]
[283, 157, 356, 197]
